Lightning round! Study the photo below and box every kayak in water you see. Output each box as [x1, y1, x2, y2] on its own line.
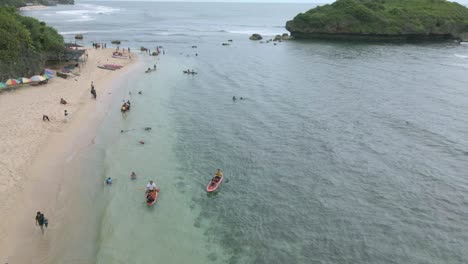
[146, 190, 158, 206]
[206, 174, 223, 192]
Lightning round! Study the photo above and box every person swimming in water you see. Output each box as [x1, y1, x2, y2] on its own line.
[105, 177, 113, 184]
[130, 172, 136, 180]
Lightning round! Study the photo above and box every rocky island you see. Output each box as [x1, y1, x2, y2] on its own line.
[286, 0, 468, 41]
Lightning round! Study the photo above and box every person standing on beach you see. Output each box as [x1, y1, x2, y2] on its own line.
[35, 211, 47, 234]
[91, 82, 97, 99]
[64, 110, 69, 123]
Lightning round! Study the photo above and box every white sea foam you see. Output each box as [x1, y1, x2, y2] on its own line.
[55, 3, 120, 22]
[454, 54, 468, 59]
[58, 30, 111, 35]
[227, 30, 284, 36]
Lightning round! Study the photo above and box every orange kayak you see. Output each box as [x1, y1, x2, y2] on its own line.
[206, 176, 223, 192]
[146, 190, 158, 206]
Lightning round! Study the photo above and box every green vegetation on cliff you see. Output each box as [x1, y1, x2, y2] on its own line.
[0, 6, 64, 79]
[1, 0, 26, 8]
[0, 0, 74, 8]
[286, 0, 468, 40]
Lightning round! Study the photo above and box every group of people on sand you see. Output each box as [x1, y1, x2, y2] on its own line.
[92, 42, 106, 49]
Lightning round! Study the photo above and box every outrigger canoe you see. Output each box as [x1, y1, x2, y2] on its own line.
[206, 175, 223, 192]
[146, 190, 158, 206]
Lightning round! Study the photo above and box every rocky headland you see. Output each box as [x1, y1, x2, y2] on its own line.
[286, 0, 468, 42]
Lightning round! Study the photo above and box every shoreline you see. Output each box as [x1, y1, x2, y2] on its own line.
[19, 5, 48, 11]
[0, 48, 140, 263]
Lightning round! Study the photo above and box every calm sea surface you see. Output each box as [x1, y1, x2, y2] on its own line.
[23, 1, 468, 263]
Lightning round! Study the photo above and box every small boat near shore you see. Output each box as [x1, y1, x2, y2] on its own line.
[98, 65, 115, 70]
[98, 64, 123, 71]
[146, 190, 158, 206]
[112, 55, 129, 59]
[206, 175, 223, 192]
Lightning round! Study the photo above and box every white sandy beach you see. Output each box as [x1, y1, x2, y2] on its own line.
[19, 5, 48, 11]
[0, 48, 138, 263]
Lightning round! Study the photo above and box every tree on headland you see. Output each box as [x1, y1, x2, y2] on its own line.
[286, 0, 468, 41]
[0, 6, 64, 80]
[0, 0, 26, 8]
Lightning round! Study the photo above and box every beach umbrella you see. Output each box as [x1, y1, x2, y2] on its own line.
[30, 75, 46, 82]
[44, 74, 54, 79]
[0, 82, 6, 88]
[18, 77, 31, 84]
[5, 79, 19, 86]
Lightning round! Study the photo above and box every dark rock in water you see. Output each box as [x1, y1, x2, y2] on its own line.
[249, 33, 263, 40]
[111, 40, 121, 44]
[282, 33, 290, 40]
[461, 33, 468, 42]
[207, 253, 218, 261]
[74, 34, 83, 40]
[228, 39, 233, 42]
[286, 0, 468, 42]
[58, 0, 74, 4]
[273, 34, 282, 41]
[222, 43, 230, 46]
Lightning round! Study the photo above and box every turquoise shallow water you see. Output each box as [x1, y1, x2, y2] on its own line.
[24, 2, 468, 263]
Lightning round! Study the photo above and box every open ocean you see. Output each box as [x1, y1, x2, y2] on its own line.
[22, 1, 468, 263]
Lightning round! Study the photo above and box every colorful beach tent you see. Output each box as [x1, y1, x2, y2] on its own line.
[44, 69, 56, 75]
[44, 74, 54, 80]
[5, 79, 19, 86]
[30, 75, 46, 82]
[19, 77, 31, 84]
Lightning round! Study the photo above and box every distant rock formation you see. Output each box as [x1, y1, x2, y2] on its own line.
[75, 34, 83, 40]
[249, 33, 263, 41]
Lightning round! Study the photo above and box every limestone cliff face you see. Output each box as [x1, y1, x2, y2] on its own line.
[286, 0, 468, 41]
